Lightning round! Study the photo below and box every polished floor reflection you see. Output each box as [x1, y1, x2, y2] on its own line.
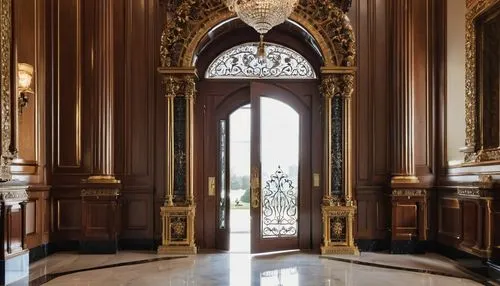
[26, 251, 490, 285]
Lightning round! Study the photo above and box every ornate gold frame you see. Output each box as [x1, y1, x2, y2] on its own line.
[159, 0, 358, 255]
[0, 0, 13, 182]
[463, 0, 500, 163]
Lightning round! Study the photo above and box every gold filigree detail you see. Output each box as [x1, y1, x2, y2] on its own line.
[321, 205, 359, 255]
[457, 188, 482, 197]
[81, 189, 120, 197]
[0, 0, 13, 182]
[392, 189, 427, 197]
[160, 0, 355, 68]
[332, 217, 344, 238]
[159, 205, 197, 254]
[0, 189, 29, 202]
[478, 174, 494, 189]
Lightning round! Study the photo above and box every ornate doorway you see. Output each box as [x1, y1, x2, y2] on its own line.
[159, 0, 358, 255]
[203, 80, 316, 253]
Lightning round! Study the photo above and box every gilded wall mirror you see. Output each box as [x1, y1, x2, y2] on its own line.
[463, 0, 500, 163]
[477, 2, 500, 150]
[0, 0, 14, 182]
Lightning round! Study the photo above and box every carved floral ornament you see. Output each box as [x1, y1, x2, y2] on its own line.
[463, 0, 500, 163]
[160, 0, 355, 68]
[0, 0, 14, 182]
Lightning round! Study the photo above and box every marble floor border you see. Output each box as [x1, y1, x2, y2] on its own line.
[320, 255, 498, 286]
[28, 255, 187, 286]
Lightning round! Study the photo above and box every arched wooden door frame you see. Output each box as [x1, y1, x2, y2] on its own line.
[158, 1, 358, 255]
[195, 80, 320, 252]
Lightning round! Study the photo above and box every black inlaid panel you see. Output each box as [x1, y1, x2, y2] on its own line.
[29, 256, 187, 286]
[331, 96, 343, 195]
[320, 256, 494, 285]
[174, 96, 187, 201]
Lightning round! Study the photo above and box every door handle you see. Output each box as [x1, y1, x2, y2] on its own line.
[251, 166, 260, 208]
[208, 177, 216, 196]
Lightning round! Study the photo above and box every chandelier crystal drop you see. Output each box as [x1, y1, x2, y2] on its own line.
[224, 0, 299, 35]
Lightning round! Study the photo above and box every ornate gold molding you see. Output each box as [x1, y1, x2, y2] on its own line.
[321, 205, 359, 255]
[0, 188, 28, 202]
[457, 188, 482, 198]
[392, 189, 427, 197]
[463, 0, 500, 163]
[81, 189, 120, 197]
[158, 205, 197, 254]
[161, 0, 356, 68]
[0, 0, 13, 182]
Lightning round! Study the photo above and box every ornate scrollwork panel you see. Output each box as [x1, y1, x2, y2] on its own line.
[261, 167, 298, 238]
[206, 42, 316, 79]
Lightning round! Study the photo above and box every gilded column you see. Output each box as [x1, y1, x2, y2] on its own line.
[320, 68, 358, 255]
[158, 67, 197, 255]
[184, 75, 196, 205]
[391, 0, 419, 184]
[164, 76, 178, 206]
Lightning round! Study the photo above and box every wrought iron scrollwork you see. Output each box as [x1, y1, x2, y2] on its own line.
[262, 166, 298, 238]
[206, 42, 316, 79]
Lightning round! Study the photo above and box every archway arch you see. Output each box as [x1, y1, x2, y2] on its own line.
[158, 0, 359, 256]
[160, 0, 356, 68]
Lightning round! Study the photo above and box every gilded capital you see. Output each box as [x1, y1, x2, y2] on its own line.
[183, 75, 197, 99]
[320, 75, 336, 98]
[164, 76, 182, 98]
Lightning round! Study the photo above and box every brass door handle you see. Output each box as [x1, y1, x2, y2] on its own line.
[251, 166, 260, 208]
[208, 177, 216, 196]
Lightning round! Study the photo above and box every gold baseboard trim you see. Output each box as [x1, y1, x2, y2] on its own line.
[391, 176, 419, 184]
[157, 245, 197, 255]
[321, 245, 360, 255]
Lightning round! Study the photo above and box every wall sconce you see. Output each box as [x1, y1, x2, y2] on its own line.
[17, 63, 34, 113]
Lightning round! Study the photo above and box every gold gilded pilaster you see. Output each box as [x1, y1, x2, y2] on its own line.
[158, 67, 197, 255]
[320, 68, 359, 255]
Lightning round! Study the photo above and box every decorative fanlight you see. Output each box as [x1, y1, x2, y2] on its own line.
[224, 0, 299, 61]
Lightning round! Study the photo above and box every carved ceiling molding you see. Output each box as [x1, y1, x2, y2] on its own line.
[0, 0, 13, 182]
[463, 0, 500, 163]
[160, 0, 355, 68]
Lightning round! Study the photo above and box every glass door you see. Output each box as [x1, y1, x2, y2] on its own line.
[250, 82, 301, 253]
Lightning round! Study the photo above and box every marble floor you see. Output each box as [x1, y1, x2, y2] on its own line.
[25, 250, 497, 286]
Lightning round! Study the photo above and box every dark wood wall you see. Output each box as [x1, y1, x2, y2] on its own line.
[46, 0, 159, 246]
[348, 0, 438, 244]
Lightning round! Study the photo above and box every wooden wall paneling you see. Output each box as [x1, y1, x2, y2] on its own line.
[492, 200, 500, 264]
[51, 188, 81, 241]
[355, 188, 389, 239]
[436, 0, 448, 178]
[50, 0, 92, 178]
[25, 187, 50, 249]
[461, 200, 478, 247]
[12, 0, 47, 184]
[437, 194, 462, 246]
[120, 191, 153, 240]
[349, 0, 390, 241]
[114, 0, 156, 242]
[413, 0, 435, 183]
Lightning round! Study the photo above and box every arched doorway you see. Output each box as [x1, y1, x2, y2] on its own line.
[158, 1, 358, 255]
[195, 36, 321, 253]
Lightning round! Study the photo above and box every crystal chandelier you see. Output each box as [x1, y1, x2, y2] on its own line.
[224, 0, 299, 61]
